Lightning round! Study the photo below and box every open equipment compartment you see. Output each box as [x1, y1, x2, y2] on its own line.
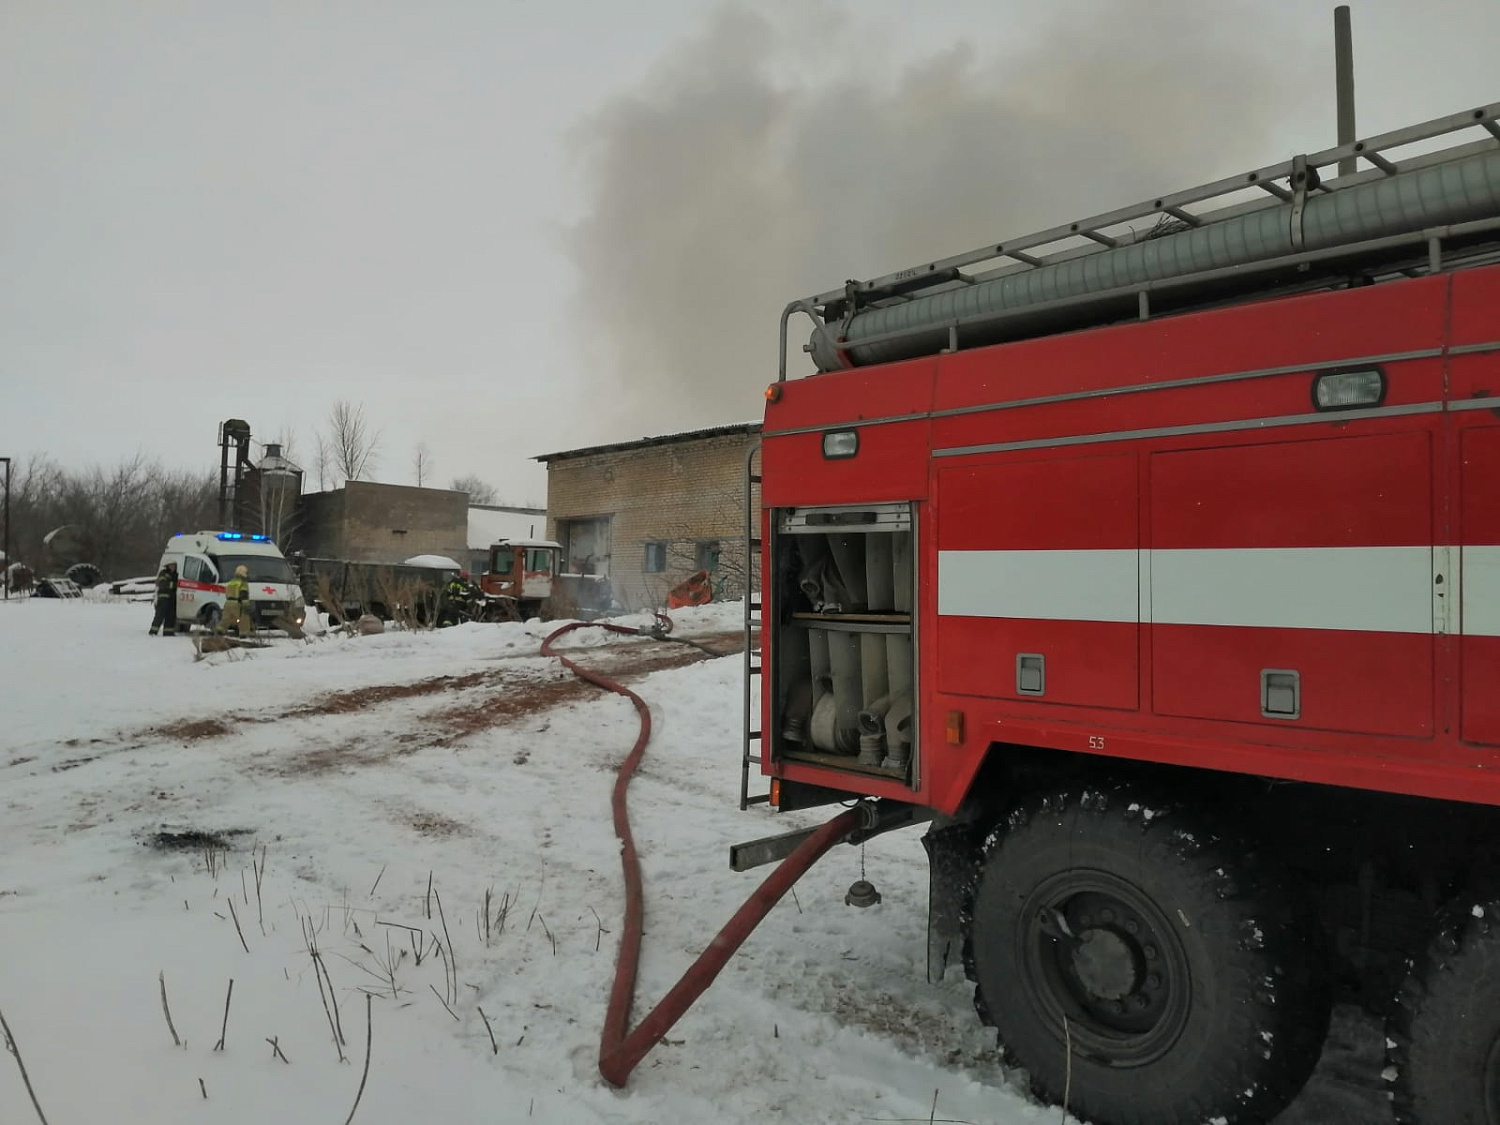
[770, 501, 917, 784]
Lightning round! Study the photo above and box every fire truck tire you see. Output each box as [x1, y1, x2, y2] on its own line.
[1388, 891, 1500, 1124]
[963, 784, 1330, 1125]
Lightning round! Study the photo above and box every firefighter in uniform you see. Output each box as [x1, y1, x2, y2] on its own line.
[149, 562, 178, 635]
[440, 572, 474, 627]
[218, 564, 253, 637]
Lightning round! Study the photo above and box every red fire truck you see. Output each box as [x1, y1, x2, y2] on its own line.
[738, 103, 1500, 1123]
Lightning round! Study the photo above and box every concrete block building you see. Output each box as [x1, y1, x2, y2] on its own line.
[296, 481, 469, 565]
[535, 423, 762, 610]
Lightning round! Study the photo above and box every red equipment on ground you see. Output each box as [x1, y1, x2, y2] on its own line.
[665, 569, 713, 610]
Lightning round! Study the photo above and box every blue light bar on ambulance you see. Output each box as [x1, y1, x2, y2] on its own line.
[218, 532, 244, 540]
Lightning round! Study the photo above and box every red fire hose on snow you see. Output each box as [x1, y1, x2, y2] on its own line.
[539, 617, 864, 1088]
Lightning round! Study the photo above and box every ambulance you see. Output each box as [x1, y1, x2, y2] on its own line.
[158, 531, 307, 633]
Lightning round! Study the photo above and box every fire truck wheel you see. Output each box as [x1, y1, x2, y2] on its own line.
[1389, 891, 1500, 1123]
[964, 785, 1330, 1125]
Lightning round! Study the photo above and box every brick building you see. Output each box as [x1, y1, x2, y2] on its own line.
[535, 423, 762, 610]
[296, 481, 469, 565]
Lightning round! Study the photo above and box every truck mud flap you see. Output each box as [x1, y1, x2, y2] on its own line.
[923, 824, 980, 985]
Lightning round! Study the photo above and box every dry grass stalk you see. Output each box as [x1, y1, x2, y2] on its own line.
[266, 1036, 290, 1064]
[342, 994, 373, 1125]
[158, 971, 182, 1047]
[0, 1004, 50, 1124]
[373, 919, 430, 966]
[315, 573, 346, 626]
[428, 984, 459, 1022]
[212, 979, 234, 1051]
[304, 918, 347, 1061]
[1062, 1013, 1073, 1123]
[432, 940, 450, 1006]
[433, 888, 457, 1005]
[346, 569, 372, 624]
[478, 1006, 498, 1055]
[372, 569, 428, 631]
[316, 953, 345, 1045]
[253, 845, 267, 934]
[588, 905, 608, 953]
[227, 898, 250, 953]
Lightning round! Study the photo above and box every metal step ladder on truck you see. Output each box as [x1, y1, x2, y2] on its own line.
[737, 103, 1500, 1124]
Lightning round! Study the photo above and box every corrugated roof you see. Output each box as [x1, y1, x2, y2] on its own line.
[533, 421, 762, 463]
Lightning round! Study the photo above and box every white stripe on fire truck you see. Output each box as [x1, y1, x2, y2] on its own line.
[938, 546, 1500, 637]
[938, 549, 1139, 624]
[1466, 546, 1500, 639]
[1149, 547, 1432, 634]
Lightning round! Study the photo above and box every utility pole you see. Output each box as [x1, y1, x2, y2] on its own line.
[1334, 5, 1357, 176]
[1, 456, 10, 601]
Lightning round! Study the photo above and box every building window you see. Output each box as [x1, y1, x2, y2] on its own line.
[696, 540, 721, 573]
[644, 542, 666, 573]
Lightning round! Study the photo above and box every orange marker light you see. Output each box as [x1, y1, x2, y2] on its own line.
[770, 778, 782, 807]
[765, 383, 782, 403]
[945, 710, 966, 746]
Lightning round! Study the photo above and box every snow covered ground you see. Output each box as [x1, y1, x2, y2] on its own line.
[0, 596, 1387, 1124]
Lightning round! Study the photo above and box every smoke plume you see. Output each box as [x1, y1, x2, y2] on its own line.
[566, 1, 1320, 440]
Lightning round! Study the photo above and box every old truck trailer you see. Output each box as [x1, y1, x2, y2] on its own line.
[742, 103, 1500, 1123]
[294, 554, 457, 625]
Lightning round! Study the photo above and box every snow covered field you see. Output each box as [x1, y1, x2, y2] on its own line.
[0, 597, 1386, 1124]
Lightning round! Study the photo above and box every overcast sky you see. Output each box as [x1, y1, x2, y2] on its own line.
[3, 0, 1498, 503]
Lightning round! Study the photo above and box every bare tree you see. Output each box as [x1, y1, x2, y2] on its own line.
[325, 401, 381, 483]
[414, 443, 434, 488]
[450, 475, 498, 505]
[313, 433, 333, 491]
[3, 453, 216, 579]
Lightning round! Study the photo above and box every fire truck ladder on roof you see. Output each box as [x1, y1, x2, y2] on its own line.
[740, 441, 770, 811]
[780, 101, 1500, 377]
